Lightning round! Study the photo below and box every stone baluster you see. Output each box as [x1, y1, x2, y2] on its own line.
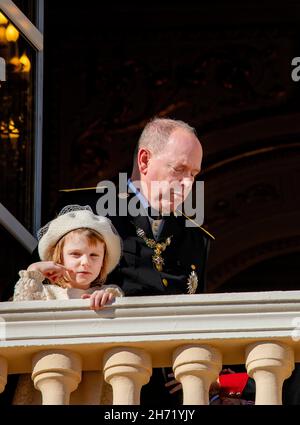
[172, 344, 222, 405]
[103, 347, 152, 405]
[32, 350, 82, 405]
[246, 341, 294, 405]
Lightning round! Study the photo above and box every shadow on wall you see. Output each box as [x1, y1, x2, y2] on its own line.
[214, 251, 300, 293]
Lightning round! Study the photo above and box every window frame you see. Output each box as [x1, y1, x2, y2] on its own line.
[0, 0, 44, 245]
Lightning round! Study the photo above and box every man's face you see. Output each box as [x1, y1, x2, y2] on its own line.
[140, 128, 202, 213]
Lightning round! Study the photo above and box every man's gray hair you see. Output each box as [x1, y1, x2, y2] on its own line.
[137, 117, 197, 155]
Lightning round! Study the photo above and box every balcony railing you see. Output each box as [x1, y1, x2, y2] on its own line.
[1, 290, 300, 404]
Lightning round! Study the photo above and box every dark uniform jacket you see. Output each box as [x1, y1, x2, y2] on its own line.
[56, 187, 214, 297]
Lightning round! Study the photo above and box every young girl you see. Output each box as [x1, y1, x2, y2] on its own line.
[13, 204, 123, 307]
[12, 205, 123, 405]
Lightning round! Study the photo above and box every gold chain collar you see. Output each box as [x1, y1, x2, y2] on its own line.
[135, 227, 173, 272]
[134, 224, 198, 295]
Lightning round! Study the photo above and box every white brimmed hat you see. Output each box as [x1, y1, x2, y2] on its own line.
[37, 205, 122, 274]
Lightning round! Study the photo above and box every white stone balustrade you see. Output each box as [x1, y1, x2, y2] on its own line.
[246, 341, 294, 405]
[103, 347, 152, 405]
[32, 350, 82, 405]
[173, 344, 222, 405]
[0, 291, 300, 404]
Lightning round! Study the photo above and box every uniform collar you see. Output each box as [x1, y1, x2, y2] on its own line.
[127, 178, 149, 209]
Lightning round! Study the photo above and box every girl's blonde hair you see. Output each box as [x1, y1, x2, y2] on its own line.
[49, 228, 108, 287]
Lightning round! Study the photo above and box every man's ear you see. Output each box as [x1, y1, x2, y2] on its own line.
[138, 148, 150, 175]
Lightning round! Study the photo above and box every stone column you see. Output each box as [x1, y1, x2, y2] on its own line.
[172, 344, 222, 405]
[32, 350, 82, 405]
[103, 347, 152, 405]
[0, 356, 7, 394]
[246, 341, 294, 405]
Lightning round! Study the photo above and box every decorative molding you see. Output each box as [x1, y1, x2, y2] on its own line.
[63, 29, 294, 186]
[205, 146, 300, 229]
[2, 292, 300, 372]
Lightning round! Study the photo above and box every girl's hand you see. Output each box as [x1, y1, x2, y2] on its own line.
[27, 261, 67, 283]
[81, 289, 115, 310]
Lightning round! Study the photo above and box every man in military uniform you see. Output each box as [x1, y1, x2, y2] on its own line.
[57, 117, 214, 404]
[59, 117, 213, 296]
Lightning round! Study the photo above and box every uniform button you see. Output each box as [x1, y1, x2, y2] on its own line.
[162, 278, 168, 287]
